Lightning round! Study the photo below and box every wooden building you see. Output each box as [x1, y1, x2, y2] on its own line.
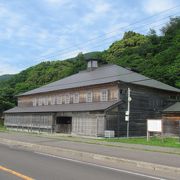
[4, 59, 180, 137]
[163, 102, 180, 136]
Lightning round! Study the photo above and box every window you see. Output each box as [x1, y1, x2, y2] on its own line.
[111, 91, 118, 100]
[73, 93, 79, 103]
[120, 89, 127, 94]
[100, 89, 108, 101]
[92, 61, 98, 67]
[88, 61, 92, 68]
[86, 92, 92, 102]
[87, 61, 98, 68]
[43, 97, 48, 105]
[120, 89, 123, 94]
[56, 96, 62, 104]
[65, 94, 70, 104]
[32, 98, 37, 106]
[49, 96, 56, 105]
[38, 98, 43, 106]
[169, 95, 176, 100]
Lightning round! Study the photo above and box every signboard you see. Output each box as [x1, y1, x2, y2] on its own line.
[147, 119, 162, 132]
[147, 119, 163, 141]
[125, 116, 129, 121]
[125, 111, 129, 116]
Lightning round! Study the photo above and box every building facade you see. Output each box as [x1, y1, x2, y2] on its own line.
[4, 59, 180, 137]
[162, 102, 180, 136]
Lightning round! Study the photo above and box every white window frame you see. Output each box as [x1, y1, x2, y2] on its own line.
[73, 93, 79, 103]
[100, 89, 108, 101]
[49, 96, 56, 105]
[38, 98, 43, 106]
[32, 98, 37, 106]
[65, 94, 70, 104]
[86, 91, 92, 102]
[56, 96, 62, 104]
[43, 97, 48, 106]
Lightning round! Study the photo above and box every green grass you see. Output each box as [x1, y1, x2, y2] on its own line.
[1, 123, 179, 148]
[0, 121, 6, 131]
[100, 137, 180, 148]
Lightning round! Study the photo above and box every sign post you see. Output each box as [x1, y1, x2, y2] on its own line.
[125, 88, 132, 138]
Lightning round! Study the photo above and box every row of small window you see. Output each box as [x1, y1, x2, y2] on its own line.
[32, 90, 108, 106]
[168, 95, 180, 100]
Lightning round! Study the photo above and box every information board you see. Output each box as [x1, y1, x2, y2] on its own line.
[147, 119, 162, 132]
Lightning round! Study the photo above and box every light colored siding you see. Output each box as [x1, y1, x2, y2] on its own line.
[18, 83, 119, 107]
[71, 112, 105, 137]
[4, 113, 54, 131]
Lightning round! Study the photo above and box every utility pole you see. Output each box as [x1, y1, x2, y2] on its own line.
[125, 88, 132, 138]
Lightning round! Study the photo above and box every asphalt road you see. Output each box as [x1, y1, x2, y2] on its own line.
[0, 144, 167, 180]
[0, 132, 180, 168]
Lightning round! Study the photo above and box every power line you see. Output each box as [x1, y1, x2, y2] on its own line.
[38, 15, 180, 61]
[33, 4, 180, 61]
[37, 13, 180, 61]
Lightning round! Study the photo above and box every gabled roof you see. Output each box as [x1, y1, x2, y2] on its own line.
[4, 101, 120, 113]
[163, 102, 180, 113]
[20, 64, 180, 96]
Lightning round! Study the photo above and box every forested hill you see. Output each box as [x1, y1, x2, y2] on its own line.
[0, 17, 179, 114]
[0, 74, 13, 81]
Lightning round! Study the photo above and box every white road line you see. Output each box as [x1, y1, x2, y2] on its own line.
[35, 151, 167, 180]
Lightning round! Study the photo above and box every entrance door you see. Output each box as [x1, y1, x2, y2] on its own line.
[56, 116, 72, 133]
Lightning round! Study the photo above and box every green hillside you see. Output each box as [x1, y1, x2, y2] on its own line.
[103, 17, 180, 88]
[0, 17, 179, 115]
[0, 74, 13, 82]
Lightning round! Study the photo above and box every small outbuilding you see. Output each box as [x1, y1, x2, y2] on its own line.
[163, 102, 180, 136]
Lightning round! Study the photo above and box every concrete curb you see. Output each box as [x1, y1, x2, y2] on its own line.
[0, 137, 180, 175]
[2, 131, 180, 155]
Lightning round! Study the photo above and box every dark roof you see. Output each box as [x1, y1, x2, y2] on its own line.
[20, 64, 180, 96]
[4, 101, 120, 114]
[163, 102, 180, 113]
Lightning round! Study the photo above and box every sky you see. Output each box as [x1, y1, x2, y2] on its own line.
[0, 0, 179, 75]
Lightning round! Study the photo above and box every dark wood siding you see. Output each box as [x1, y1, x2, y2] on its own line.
[105, 83, 179, 137]
[163, 113, 180, 136]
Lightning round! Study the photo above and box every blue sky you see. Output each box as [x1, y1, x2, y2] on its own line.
[0, 0, 179, 75]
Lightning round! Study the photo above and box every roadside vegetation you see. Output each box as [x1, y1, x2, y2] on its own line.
[0, 120, 6, 131]
[100, 137, 180, 148]
[0, 127, 179, 148]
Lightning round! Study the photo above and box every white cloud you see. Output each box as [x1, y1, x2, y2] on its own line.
[2, 0, 178, 75]
[44, 0, 74, 8]
[143, 0, 177, 14]
[104, 22, 129, 38]
[82, 0, 111, 24]
[45, 0, 67, 5]
[0, 60, 21, 75]
[60, 50, 81, 60]
[0, 3, 23, 40]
